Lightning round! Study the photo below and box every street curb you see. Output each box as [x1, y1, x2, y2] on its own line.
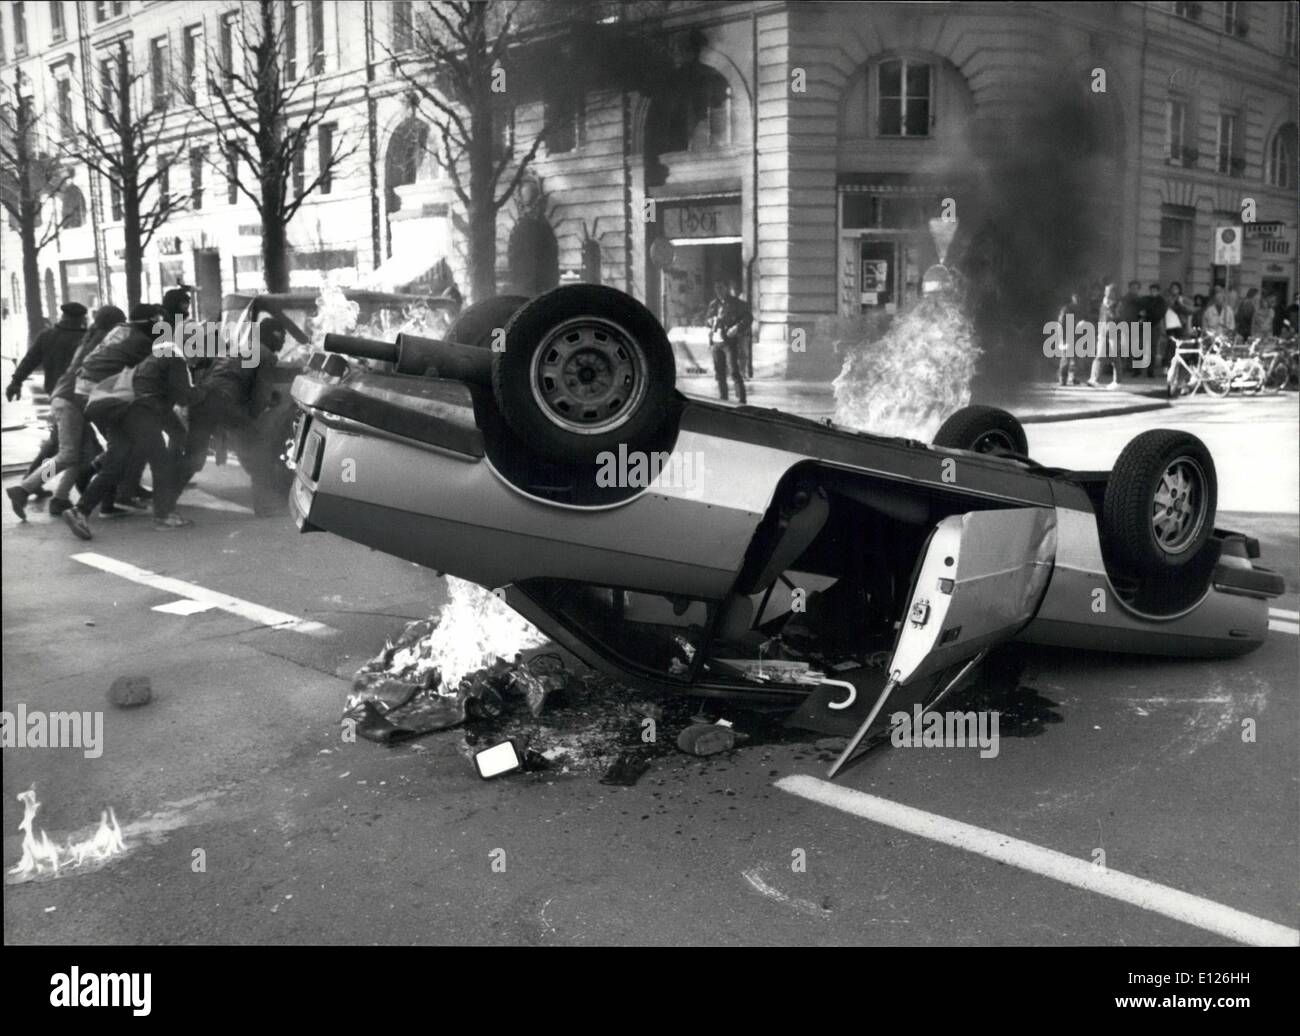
[1016, 400, 1171, 424]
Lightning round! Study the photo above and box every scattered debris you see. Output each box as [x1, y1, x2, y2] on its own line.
[600, 751, 652, 786]
[677, 722, 747, 757]
[107, 675, 152, 708]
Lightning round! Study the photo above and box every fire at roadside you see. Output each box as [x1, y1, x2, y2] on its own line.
[344, 578, 815, 786]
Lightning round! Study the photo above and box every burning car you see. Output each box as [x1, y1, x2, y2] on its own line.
[287, 286, 1284, 774]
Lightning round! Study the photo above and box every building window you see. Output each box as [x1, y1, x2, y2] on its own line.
[1173, 2, 1202, 22]
[285, 3, 298, 81]
[545, 92, 585, 154]
[50, 2, 65, 42]
[1266, 123, 1296, 187]
[1165, 96, 1193, 164]
[12, 2, 27, 56]
[392, 0, 413, 51]
[95, 2, 125, 24]
[877, 59, 931, 137]
[182, 24, 202, 103]
[292, 148, 304, 199]
[1216, 110, 1242, 174]
[189, 147, 204, 209]
[226, 142, 239, 204]
[318, 122, 334, 194]
[1222, 2, 1246, 36]
[56, 76, 74, 138]
[98, 54, 120, 127]
[60, 184, 84, 228]
[219, 12, 237, 89]
[307, 1, 325, 75]
[151, 36, 170, 110]
[108, 179, 122, 221]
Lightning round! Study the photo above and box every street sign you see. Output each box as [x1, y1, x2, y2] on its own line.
[1213, 225, 1242, 265]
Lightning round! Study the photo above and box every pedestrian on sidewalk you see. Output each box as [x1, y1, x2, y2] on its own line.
[1088, 283, 1122, 389]
[1202, 285, 1233, 336]
[1056, 289, 1084, 386]
[1235, 288, 1258, 340]
[707, 281, 749, 404]
[1141, 284, 1166, 377]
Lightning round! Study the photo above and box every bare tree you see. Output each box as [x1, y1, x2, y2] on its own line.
[63, 40, 192, 311]
[384, 1, 555, 303]
[0, 70, 75, 342]
[196, 0, 357, 293]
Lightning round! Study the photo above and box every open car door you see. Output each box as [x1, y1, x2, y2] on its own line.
[828, 507, 1057, 777]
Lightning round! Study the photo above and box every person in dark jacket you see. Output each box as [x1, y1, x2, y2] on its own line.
[5, 302, 88, 501]
[6, 301, 87, 400]
[63, 345, 206, 539]
[5, 305, 121, 521]
[183, 317, 287, 514]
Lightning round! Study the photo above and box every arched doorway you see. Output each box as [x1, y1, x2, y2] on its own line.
[507, 216, 559, 296]
[383, 117, 435, 259]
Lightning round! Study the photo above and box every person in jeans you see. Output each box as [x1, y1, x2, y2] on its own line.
[6, 305, 122, 521]
[63, 347, 207, 539]
[1056, 289, 1083, 385]
[1088, 283, 1122, 388]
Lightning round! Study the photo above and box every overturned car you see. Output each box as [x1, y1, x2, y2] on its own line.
[288, 286, 1284, 774]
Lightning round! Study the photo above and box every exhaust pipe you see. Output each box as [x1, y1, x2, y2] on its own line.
[322, 332, 493, 384]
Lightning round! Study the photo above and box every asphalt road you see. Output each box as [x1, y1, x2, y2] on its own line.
[2, 395, 1296, 945]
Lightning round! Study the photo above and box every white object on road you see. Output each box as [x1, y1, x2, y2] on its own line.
[777, 774, 1299, 947]
[72, 552, 335, 636]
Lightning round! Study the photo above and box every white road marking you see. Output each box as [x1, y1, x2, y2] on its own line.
[1268, 608, 1299, 621]
[152, 599, 217, 616]
[1268, 620, 1299, 636]
[776, 775, 1300, 947]
[73, 552, 335, 636]
[180, 488, 255, 514]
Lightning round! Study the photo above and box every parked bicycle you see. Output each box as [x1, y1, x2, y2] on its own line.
[1166, 331, 1232, 398]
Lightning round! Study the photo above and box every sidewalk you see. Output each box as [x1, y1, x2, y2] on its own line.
[678, 375, 1171, 424]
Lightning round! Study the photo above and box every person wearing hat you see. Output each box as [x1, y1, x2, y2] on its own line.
[6, 304, 118, 521]
[4, 302, 88, 511]
[6, 301, 87, 402]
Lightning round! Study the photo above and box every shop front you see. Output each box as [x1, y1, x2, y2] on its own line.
[836, 178, 954, 316]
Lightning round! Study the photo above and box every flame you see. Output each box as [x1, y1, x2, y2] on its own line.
[8, 787, 127, 881]
[286, 278, 455, 368]
[832, 292, 981, 440]
[386, 576, 547, 694]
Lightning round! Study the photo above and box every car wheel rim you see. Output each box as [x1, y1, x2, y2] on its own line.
[530, 316, 647, 435]
[1151, 456, 1207, 555]
[972, 429, 1016, 454]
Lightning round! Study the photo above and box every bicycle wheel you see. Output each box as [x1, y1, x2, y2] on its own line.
[1199, 357, 1232, 397]
[1167, 363, 1190, 398]
[1240, 359, 1266, 395]
[1262, 356, 1288, 394]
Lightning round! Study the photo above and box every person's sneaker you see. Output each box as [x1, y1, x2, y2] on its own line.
[100, 503, 135, 518]
[113, 495, 149, 511]
[6, 486, 29, 520]
[49, 497, 71, 517]
[31, 488, 52, 501]
[62, 507, 93, 540]
[134, 487, 154, 501]
[153, 514, 193, 530]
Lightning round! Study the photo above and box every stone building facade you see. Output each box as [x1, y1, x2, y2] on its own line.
[2, 1, 1295, 373]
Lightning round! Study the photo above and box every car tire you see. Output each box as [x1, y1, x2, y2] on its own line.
[446, 295, 530, 349]
[932, 405, 1029, 457]
[1102, 429, 1217, 574]
[491, 285, 676, 464]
